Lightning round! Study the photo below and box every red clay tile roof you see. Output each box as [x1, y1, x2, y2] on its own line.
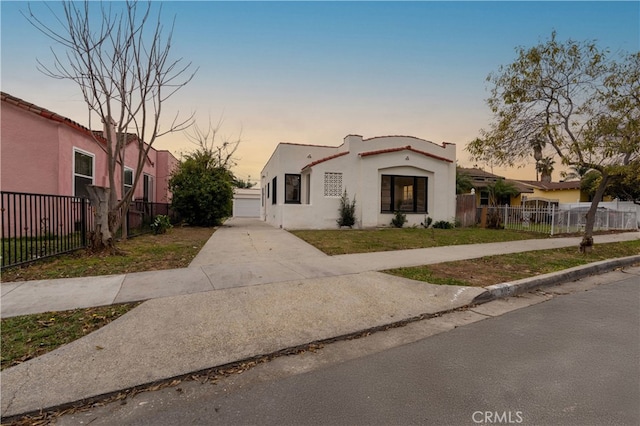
[359, 145, 454, 163]
[1, 91, 106, 144]
[302, 151, 349, 170]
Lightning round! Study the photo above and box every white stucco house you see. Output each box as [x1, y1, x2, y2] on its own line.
[260, 134, 456, 229]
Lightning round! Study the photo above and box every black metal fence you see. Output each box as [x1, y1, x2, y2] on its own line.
[1, 191, 177, 269]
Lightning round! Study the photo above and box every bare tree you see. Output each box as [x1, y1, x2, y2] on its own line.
[467, 32, 639, 252]
[183, 117, 241, 171]
[25, 1, 197, 251]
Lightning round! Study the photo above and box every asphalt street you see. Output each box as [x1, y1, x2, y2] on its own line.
[57, 269, 640, 426]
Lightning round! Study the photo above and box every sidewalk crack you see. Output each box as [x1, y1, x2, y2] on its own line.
[4, 362, 32, 414]
[469, 309, 493, 317]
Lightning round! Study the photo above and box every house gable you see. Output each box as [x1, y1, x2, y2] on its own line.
[359, 145, 454, 164]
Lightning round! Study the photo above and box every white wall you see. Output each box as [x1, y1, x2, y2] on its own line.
[260, 135, 456, 229]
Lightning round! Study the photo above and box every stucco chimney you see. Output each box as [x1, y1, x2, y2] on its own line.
[343, 134, 363, 151]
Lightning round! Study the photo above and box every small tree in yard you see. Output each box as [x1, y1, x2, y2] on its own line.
[337, 190, 356, 228]
[169, 120, 239, 227]
[467, 32, 639, 252]
[25, 1, 196, 251]
[486, 179, 520, 229]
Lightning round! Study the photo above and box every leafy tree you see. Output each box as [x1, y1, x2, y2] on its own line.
[234, 179, 256, 189]
[25, 1, 196, 251]
[456, 169, 474, 194]
[467, 32, 639, 251]
[169, 151, 234, 226]
[170, 120, 240, 226]
[581, 161, 640, 204]
[580, 170, 602, 200]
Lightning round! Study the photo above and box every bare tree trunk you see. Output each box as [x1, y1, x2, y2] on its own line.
[86, 185, 114, 251]
[580, 171, 610, 253]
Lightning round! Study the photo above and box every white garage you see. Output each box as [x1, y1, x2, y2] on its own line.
[233, 188, 261, 218]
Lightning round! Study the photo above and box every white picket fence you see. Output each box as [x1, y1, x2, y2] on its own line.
[492, 205, 638, 235]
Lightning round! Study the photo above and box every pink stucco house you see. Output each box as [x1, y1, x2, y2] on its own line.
[1, 91, 178, 203]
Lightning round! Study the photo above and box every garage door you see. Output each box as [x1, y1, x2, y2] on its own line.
[233, 198, 260, 217]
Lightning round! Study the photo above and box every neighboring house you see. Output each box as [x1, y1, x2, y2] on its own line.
[516, 180, 589, 207]
[0, 92, 177, 203]
[457, 167, 532, 206]
[458, 167, 591, 208]
[261, 134, 456, 229]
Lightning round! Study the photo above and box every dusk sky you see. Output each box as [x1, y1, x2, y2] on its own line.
[2, 1, 638, 185]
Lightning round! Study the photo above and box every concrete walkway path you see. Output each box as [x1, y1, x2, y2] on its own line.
[2, 219, 638, 318]
[1, 218, 638, 419]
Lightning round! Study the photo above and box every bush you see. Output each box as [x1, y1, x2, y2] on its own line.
[432, 220, 453, 229]
[487, 210, 504, 229]
[391, 210, 407, 228]
[150, 215, 172, 234]
[169, 152, 234, 226]
[337, 190, 356, 228]
[421, 215, 433, 228]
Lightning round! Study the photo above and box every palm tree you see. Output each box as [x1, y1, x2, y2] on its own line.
[486, 179, 520, 229]
[530, 136, 545, 180]
[487, 178, 520, 206]
[536, 157, 555, 182]
[561, 164, 591, 181]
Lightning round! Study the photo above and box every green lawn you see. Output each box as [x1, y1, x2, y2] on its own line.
[291, 227, 547, 255]
[385, 240, 640, 287]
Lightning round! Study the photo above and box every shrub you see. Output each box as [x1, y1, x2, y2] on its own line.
[391, 210, 407, 228]
[337, 190, 356, 228]
[421, 215, 433, 228]
[487, 210, 504, 229]
[150, 215, 173, 234]
[432, 220, 453, 229]
[169, 152, 234, 226]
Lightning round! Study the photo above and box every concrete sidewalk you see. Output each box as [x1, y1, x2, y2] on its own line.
[1, 219, 639, 419]
[2, 219, 638, 318]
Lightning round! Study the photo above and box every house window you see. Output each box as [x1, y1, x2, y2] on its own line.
[73, 149, 94, 198]
[285, 174, 301, 204]
[324, 172, 342, 197]
[480, 190, 489, 206]
[143, 174, 154, 202]
[123, 167, 134, 197]
[381, 175, 428, 213]
[272, 176, 277, 205]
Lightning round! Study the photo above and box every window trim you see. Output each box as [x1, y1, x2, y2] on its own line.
[143, 173, 154, 202]
[73, 148, 95, 198]
[380, 174, 428, 213]
[123, 166, 134, 197]
[284, 173, 301, 204]
[272, 176, 277, 205]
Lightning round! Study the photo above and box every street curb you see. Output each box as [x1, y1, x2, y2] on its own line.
[472, 255, 640, 304]
[3, 257, 639, 422]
